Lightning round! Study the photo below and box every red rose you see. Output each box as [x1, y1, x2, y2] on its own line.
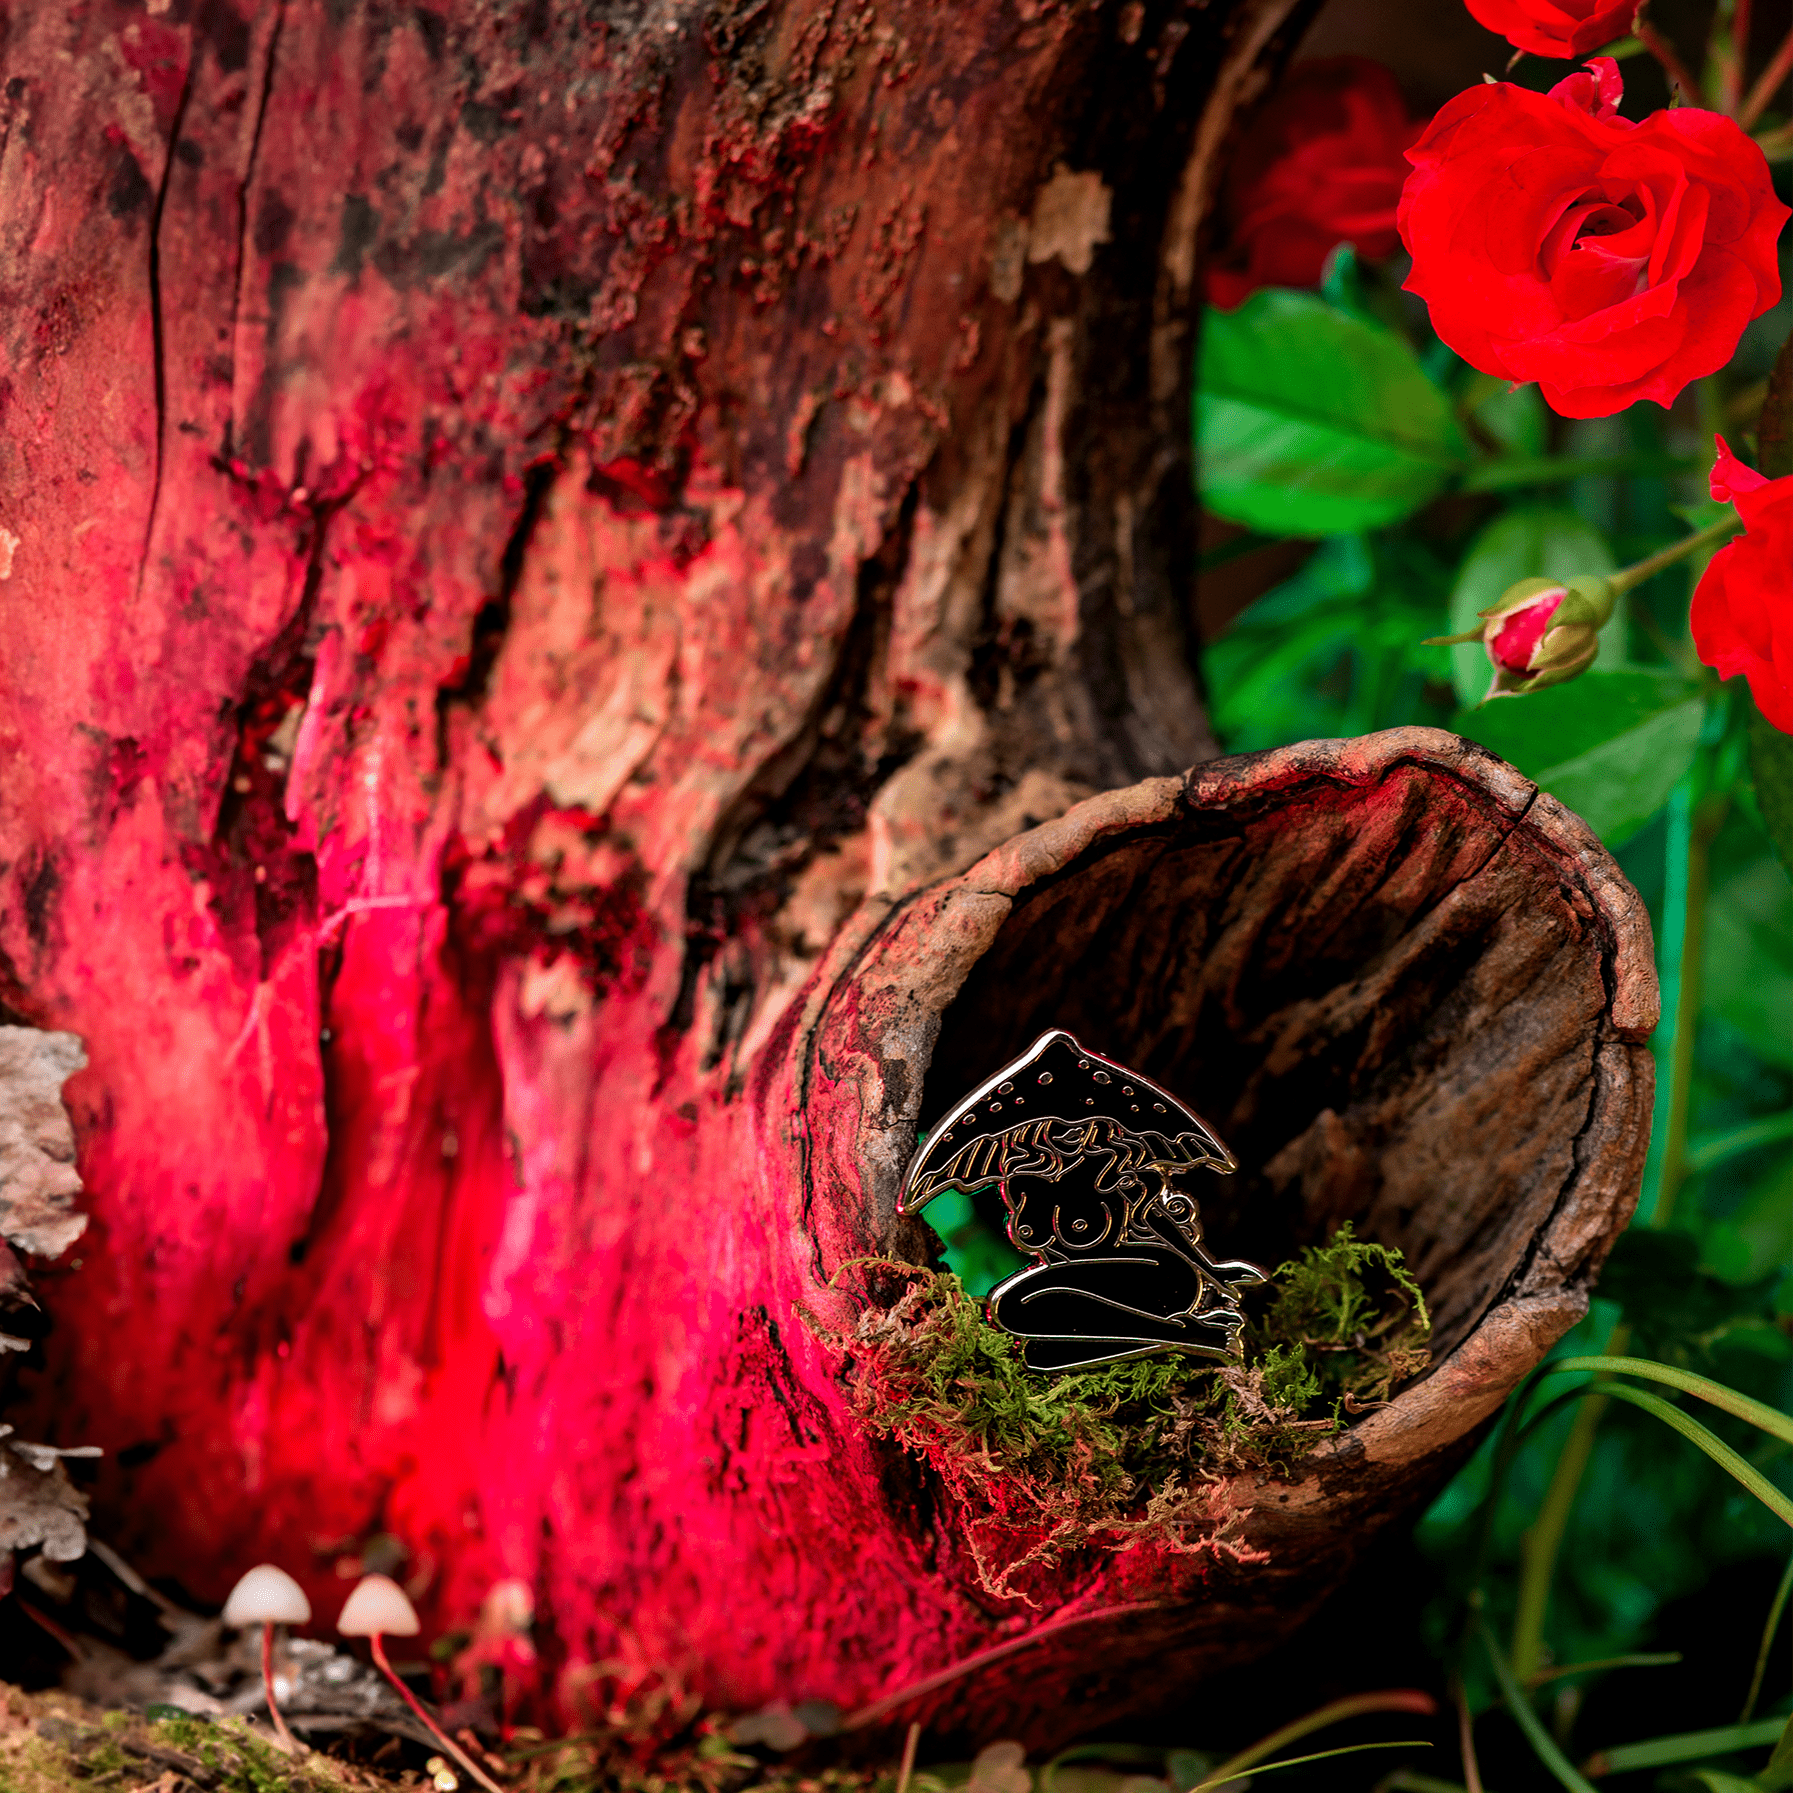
[1399, 59, 1789, 418]
[1206, 58, 1418, 310]
[1463, 0, 1635, 59]
[1692, 437, 1793, 732]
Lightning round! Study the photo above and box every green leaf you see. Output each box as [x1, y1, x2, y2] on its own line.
[1681, 1772, 1767, 1793]
[1443, 508, 1617, 706]
[1698, 1150, 1793, 1286]
[1464, 372, 1547, 459]
[1455, 669, 1704, 846]
[1750, 709, 1793, 882]
[1534, 699, 1706, 846]
[1706, 843, 1793, 1070]
[1197, 291, 1466, 538]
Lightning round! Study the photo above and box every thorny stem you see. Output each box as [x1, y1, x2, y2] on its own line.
[1741, 24, 1793, 128]
[1710, 0, 1749, 112]
[260, 1623, 303, 1755]
[368, 1632, 508, 1793]
[1608, 512, 1741, 597]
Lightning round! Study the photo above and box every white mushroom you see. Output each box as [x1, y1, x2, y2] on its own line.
[338, 1574, 503, 1793]
[223, 1563, 312, 1628]
[336, 1571, 418, 1637]
[222, 1563, 311, 1754]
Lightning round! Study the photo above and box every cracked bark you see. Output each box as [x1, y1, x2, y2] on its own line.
[0, 0, 1654, 1746]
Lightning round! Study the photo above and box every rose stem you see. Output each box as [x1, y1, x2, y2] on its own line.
[1608, 510, 1742, 597]
[1740, 25, 1793, 127]
[260, 1622, 303, 1753]
[1636, 20, 1703, 101]
[367, 1630, 508, 1793]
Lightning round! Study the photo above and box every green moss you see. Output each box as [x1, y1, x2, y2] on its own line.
[146, 1713, 336, 1793]
[1250, 1220, 1432, 1408]
[834, 1223, 1431, 1594]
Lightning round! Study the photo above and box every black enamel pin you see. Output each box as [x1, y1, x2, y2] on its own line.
[898, 1030, 1267, 1372]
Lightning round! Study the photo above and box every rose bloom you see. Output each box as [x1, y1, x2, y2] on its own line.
[1400, 60, 1789, 418]
[1206, 58, 1418, 310]
[1463, 0, 1635, 59]
[1692, 437, 1793, 733]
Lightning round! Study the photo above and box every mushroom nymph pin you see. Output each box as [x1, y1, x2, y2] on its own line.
[898, 1030, 1268, 1372]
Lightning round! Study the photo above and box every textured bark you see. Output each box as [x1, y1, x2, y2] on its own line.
[0, 0, 1656, 1750]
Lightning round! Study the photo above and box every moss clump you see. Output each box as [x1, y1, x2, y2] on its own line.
[0, 1688, 384, 1793]
[836, 1223, 1430, 1597]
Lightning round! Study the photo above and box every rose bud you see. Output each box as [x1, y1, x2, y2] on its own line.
[1428, 573, 1615, 701]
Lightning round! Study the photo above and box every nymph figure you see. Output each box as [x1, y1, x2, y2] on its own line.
[899, 1031, 1266, 1371]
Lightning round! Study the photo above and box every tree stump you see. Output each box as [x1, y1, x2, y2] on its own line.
[0, 0, 1657, 1750]
[804, 727, 1655, 1742]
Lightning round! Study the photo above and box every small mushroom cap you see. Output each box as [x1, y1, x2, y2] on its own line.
[222, 1563, 312, 1628]
[338, 1572, 420, 1637]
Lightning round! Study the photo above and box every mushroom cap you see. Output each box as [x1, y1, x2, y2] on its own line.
[898, 1029, 1236, 1212]
[338, 1572, 421, 1637]
[221, 1563, 313, 1628]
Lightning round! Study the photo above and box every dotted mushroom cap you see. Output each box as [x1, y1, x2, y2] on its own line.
[338, 1572, 421, 1637]
[221, 1563, 312, 1628]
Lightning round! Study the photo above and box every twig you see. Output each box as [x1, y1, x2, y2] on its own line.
[1451, 1675, 1485, 1793]
[1636, 20, 1702, 101]
[840, 1602, 1169, 1731]
[1740, 1550, 1793, 1721]
[1741, 25, 1793, 127]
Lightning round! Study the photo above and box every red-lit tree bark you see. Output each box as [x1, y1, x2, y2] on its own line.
[0, 0, 1656, 1748]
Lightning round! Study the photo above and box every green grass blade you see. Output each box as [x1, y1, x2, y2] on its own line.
[1763, 1710, 1793, 1790]
[1742, 1550, 1793, 1721]
[1582, 1716, 1787, 1774]
[1525, 1652, 1681, 1688]
[1476, 1616, 1600, 1793]
[1687, 1109, 1793, 1174]
[1593, 1384, 1793, 1528]
[1039, 1744, 1166, 1793]
[1549, 1356, 1793, 1446]
[1189, 1742, 1432, 1791]
[1189, 1691, 1438, 1788]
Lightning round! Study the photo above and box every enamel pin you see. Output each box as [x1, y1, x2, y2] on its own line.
[898, 1030, 1267, 1372]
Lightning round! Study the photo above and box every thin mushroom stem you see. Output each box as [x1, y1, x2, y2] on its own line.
[260, 1622, 303, 1754]
[367, 1631, 508, 1793]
